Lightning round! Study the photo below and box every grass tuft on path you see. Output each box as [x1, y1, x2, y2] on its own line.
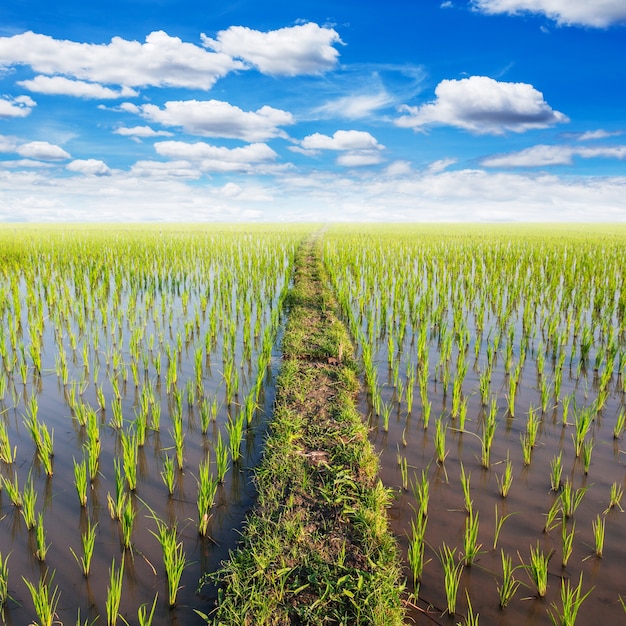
[201, 234, 405, 625]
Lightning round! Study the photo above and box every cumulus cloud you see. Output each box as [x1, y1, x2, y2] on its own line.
[129, 99, 295, 141]
[301, 130, 383, 151]
[0, 95, 36, 118]
[17, 141, 70, 160]
[0, 30, 243, 90]
[18, 76, 137, 99]
[396, 76, 568, 134]
[472, 0, 626, 27]
[314, 92, 394, 120]
[482, 144, 626, 167]
[201, 23, 342, 76]
[154, 140, 278, 172]
[114, 126, 174, 138]
[66, 159, 111, 176]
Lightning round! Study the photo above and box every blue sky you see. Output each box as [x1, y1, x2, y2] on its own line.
[0, 0, 625, 221]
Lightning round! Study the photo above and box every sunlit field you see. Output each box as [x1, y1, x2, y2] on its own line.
[0, 224, 311, 625]
[324, 224, 626, 625]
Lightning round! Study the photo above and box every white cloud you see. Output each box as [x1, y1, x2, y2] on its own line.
[482, 144, 626, 167]
[67, 159, 111, 176]
[128, 160, 201, 179]
[154, 140, 278, 172]
[0, 95, 36, 118]
[131, 99, 295, 141]
[0, 30, 244, 90]
[576, 129, 622, 141]
[201, 23, 342, 76]
[427, 158, 457, 173]
[0, 134, 18, 152]
[114, 126, 174, 138]
[17, 141, 70, 160]
[337, 151, 384, 167]
[396, 76, 568, 134]
[17, 75, 137, 99]
[301, 130, 383, 151]
[472, 0, 626, 27]
[314, 92, 394, 120]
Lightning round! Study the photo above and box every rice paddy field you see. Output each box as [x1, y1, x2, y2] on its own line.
[324, 224, 626, 625]
[1, 222, 626, 625]
[0, 224, 310, 625]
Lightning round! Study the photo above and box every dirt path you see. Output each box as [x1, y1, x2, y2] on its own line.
[204, 233, 405, 625]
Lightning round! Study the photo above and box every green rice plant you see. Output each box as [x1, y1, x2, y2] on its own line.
[120, 430, 138, 491]
[582, 439, 593, 475]
[459, 589, 479, 626]
[380, 400, 392, 432]
[23, 570, 61, 626]
[572, 408, 592, 458]
[526, 405, 541, 448]
[422, 399, 432, 429]
[524, 542, 551, 597]
[604, 481, 624, 514]
[150, 518, 187, 607]
[481, 409, 497, 469]
[35, 513, 49, 561]
[0, 552, 9, 618]
[214, 430, 230, 483]
[497, 550, 521, 609]
[170, 412, 185, 470]
[226, 413, 244, 464]
[434, 416, 447, 465]
[411, 469, 430, 519]
[2, 472, 22, 507]
[591, 514, 605, 558]
[479, 369, 490, 406]
[520, 433, 533, 466]
[407, 513, 429, 585]
[562, 393, 572, 426]
[399, 454, 408, 491]
[110, 397, 124, 430]
[613, 409, 626, 439]
[105, 558, 124, 626]
[547, 573, 593, 626]
[160, 453, 176, 497]
[197, 458, 218, 537]
[0, 420, 16, 464]
[540, 378, 553, 413]
[439, 543, 463, 615]
[70, 518, 98, 577]
[462, 508, 482, 567]
[23, 402, 54, 477]
[545, 496, 562, 533]
[21, 471, 37, 530]
[460, 463, 472, 513]
[137, 593, 158, 626]
[199, 398, 211, 434]
[550, 452, 563, 492]
[73, 457, 88, 507]
[495, 453, 513, 498]
[493, 504, 515, 551]
[120, 496, 136, 551]
[561, 480, 587, 519]
[107, 458, 127, 521]
[561, 519, 575, 568]
[458, 397, 468, 430]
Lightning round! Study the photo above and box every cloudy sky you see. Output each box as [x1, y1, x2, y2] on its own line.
[0, 0, 625, 221]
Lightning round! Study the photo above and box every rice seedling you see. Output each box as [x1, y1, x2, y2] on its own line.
[572, 407, 593, 458]
[520, 433, 533, 466]
[495, 453, 513, 497]
[197, 458, 218, 536]
[460, 463, 472, 513]
[439, 543, 463, 615]
[120, 430, 138, 491]
[399, 454, 408, 491]
[23, 570, 61, 626]
[21, 471, 37, 530]
[35, 513, 49, 561]
[524, 541, 551, 597]
[561, 480, 587, 519]
[73, 457, 88, 507]
[582, 438, 593, 474]
[462, 508, 482, 567]
[591, 514, 605, 558]
[547, 573, 593, 626]
[613, 408, 625, 439]
[434, 416, 447, 465]
[497, 550, 521, 609]
[411, 469, 430, 519]
[70, 518, 97, 577]
[170, 412, 185, 470]
[107, 459, 127, 521]
[0, 420, 16, 464]
[2, 472, 22, 507]
[121, 496, 136, 551]
[160, 453, 176, 497]
[110, 397, 124, 430]
[137, 593, 158, 626]
[550, 452, 563, 492]
[458, 589, 479, 626]
[481, 407, 497, 469]
[214, 429, 230, 483]
[561, 519, 575, 568]
[150, 517, 187, 607]
[226, 413, 244, 464]
[407, 514, 428, 586]
[525, 405, 541, 448]
[105, 558, 124, 626]
[604, 481, 624, 514]
[493, 504, 515, 551]
[0, 552, 9, 618]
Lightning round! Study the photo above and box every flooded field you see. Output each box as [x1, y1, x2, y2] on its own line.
[0, 224, 309, 625]
[324, 224, 626, 625]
